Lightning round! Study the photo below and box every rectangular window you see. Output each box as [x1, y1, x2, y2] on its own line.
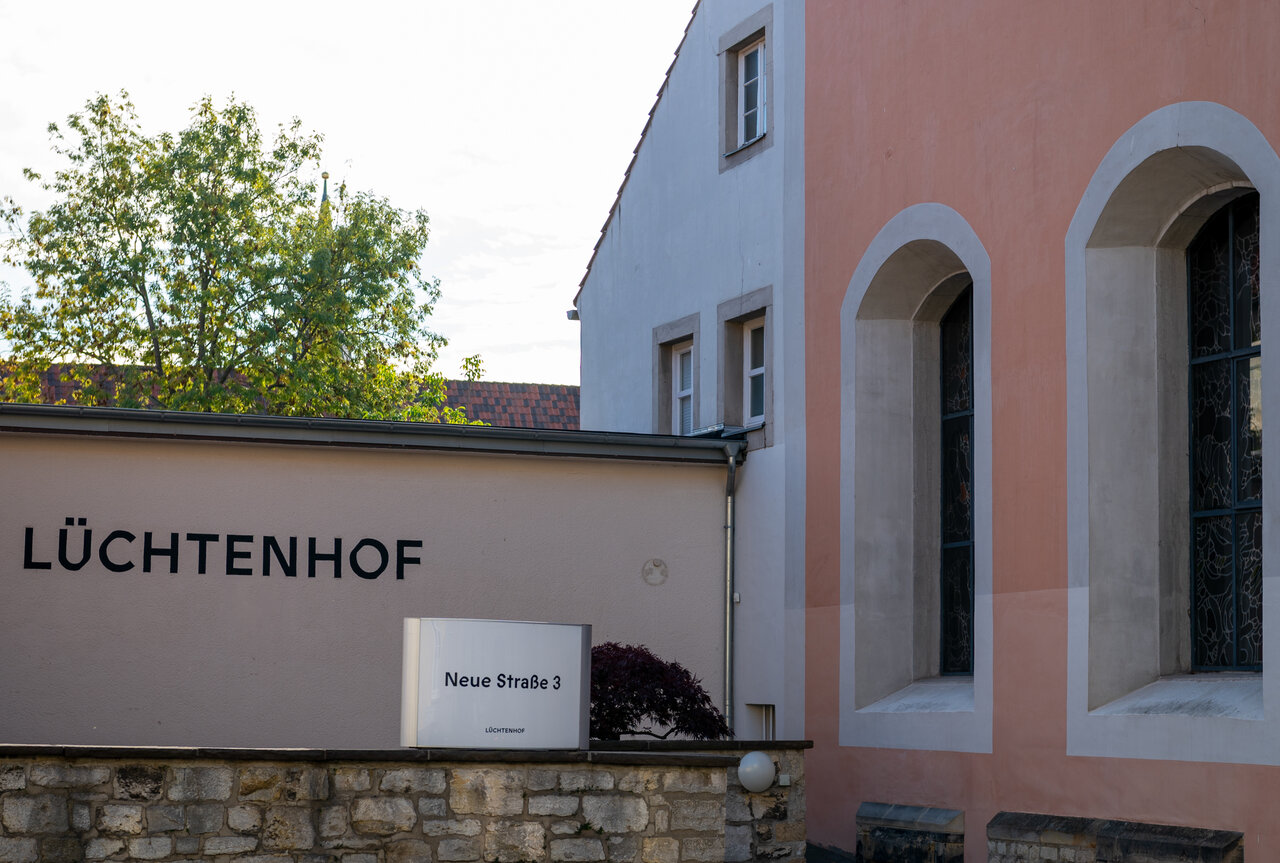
[744, 322, 765, 425]
[652, 314, 699, 436]
[673, 341, 694, 435]
[718, 6, 773, 171]
[738, 39, 765, 147]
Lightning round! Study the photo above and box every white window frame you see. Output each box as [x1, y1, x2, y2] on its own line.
[718, 6, 774, 171]
[743, 321, 766, 426]
[737, 38, 766, 148]
[672, 341, 694, 436]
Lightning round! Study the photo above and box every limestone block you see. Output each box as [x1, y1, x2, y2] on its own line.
[351, 796, 417, 835]
[438, 837, 482, 861]
[0, 838, 37, 863]
[83, 838, 124, 860]
[615, 771, 661, 794]
[528, 769, 559, 792]
[232, 856, 293, 863]
[320, 834, 382, 851]
[125, 837, 172, 860]
[113, 766, 164, 801]
[334, 768, 373, 793]
[662, 771, 725, 794]
[230, 804, 264, 833]
[725, 792, 751, 823]
[484, 820, 545, 863]
[528, 795, 579, 817]
[239, 766, 283, 801]
[551, 837, 606, 862]
[167, 766, 233, 801]
[0, 767, 25, 792]
[749, 793, 787, 821]
[582, 796, 648, 834]
[318, 804, 349, 838]
[669, 799, 724, 832]
[388, 839, 433, 863]
[343, 855, 379, 863]
[606, 835, 639, 863]
[145, 804, 184, 832]
[755, 822, 773, 842]
[94, 798, 142, 834]
[653, 809, 668, 833]
[725, 825, 752, 863]
[29, 764, 109, 789]
[773, 820, 805, 843]
[174, 836, 199, 854]
[641, 838, 679, 863]
[449, 770, 525, 816]
[282, 767, 330, 802]
[70, 801, 91, 832]
[560, 771, 614, 792]
[551, 821, 581, 836]
[419, 796, 448, 818]
[203, 835, 260, 855]
[423, 819, 482, 837]
[262, 805, 317, 850]
[381, 769, 446, 795]
[184, 803, 224, 834]
[2, 794, 69, 834]
[678, 837, 724, 862]
[36, 837, 81, 863]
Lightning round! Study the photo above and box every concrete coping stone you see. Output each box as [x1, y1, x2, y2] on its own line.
[989, 811, 1244, 859]
[857, 801, 964, 835]
[0, 743, 806, 767]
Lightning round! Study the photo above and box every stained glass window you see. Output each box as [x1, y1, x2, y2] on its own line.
[1189, 192, 1262, 670]
[940, 285, 974, 675]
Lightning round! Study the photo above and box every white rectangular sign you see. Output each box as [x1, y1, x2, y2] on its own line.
[400, 618, 591, 749]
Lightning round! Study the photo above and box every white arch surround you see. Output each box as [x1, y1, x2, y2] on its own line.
[838, 203, 993, 753]
[1066, 102, 1280, 764]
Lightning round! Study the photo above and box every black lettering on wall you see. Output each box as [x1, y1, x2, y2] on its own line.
[225, 534, 253, 575]
[98, 530, 136, 573]
[397, 539, 423, 580]
[350, 538, 389, 579]
[186, 533, 219, 574]
[309, 537, 342, 578]
[263, 536, 297, 577]
[58, 517, 92, 571]
[23, 527, 52, 570]
[143, 532, 180, 574]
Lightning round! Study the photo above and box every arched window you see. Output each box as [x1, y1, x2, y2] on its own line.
[839, 203, 992, 754]
[940, 284, 974, 675]
[1188, 192, 1262, 670]
[1065, 102, 1280, 764]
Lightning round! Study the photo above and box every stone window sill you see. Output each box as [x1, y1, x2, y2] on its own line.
[1090, 673, 1262, 720]
[858, 677, 974, 714]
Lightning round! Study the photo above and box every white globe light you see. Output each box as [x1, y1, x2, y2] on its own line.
[737, 750, 776, 793]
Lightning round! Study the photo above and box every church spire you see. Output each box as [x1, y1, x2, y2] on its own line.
[319, 171, 331, 229]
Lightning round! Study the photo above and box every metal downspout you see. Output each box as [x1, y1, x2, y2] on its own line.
[724, 446, 738, 733]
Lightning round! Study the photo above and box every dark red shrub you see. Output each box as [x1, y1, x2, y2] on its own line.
[590, 642, 732, 741]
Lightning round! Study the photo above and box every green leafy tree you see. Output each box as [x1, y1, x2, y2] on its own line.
[0, 92, 479, 420]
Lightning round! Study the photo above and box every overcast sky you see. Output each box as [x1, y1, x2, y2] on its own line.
[0, 1, 694, 385]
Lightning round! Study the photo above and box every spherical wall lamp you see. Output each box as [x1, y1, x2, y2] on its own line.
[737, 750, 776, 793]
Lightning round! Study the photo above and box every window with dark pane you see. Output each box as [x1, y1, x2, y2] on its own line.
[1188, 192, 1262, 670]
[940, 284, 974, 675]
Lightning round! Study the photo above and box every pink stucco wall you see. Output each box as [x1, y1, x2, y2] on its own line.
[804, 1, 1280, 857]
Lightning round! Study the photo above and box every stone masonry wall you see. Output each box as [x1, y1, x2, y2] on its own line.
[0, 745, 805, 863]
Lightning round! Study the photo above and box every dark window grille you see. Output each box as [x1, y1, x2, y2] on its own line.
[1189, 192, 1262, 670]
[940, 284, 974, 675]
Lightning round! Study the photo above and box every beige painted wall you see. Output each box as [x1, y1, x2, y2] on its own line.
[0, 432, 727, 748]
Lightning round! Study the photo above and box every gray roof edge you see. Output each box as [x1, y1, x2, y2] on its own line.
[0, 403, 745, 465]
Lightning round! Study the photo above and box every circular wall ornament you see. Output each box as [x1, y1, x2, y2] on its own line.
[641, 558, 669, 586]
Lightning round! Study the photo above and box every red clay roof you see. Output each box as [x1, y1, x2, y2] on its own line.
[443, 380, 580, 431]
[19, 366, 579, 430]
